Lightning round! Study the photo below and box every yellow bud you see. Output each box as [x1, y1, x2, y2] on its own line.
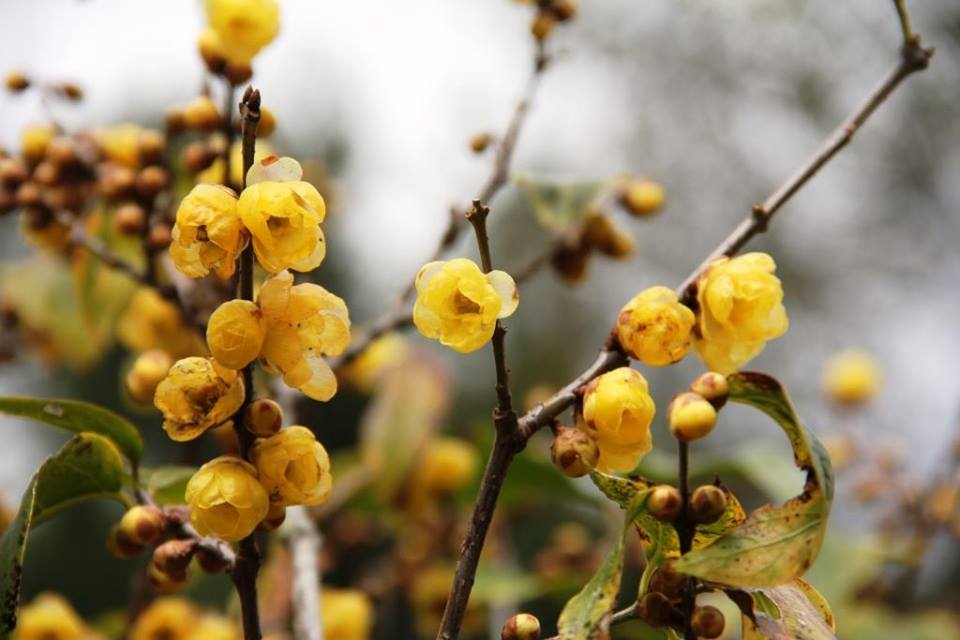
[148, 559, 188, 593]
[582, 212, 634, 258]
[648, 484, 682, 522]
[691, 605, 725, 639]
[205, 0, 280, 66]
[531, 11, 556, 41]
[4, 70, 30, 93]
[136, 166, 170, 199]
[258, 107, 277, 137]
[320, 588, 374, 640]
[245, 398, 283, 437]
[21, 124, 56, 164]
[119, 505, 165, 546]
[689, 371, 729, 409]
[619, 178, 665, 217]
[821, 349, 881, 406]
[469, 132, 493, 154]
[125, 349, 174, 404]
[667, 392, 717, 443]
[689, 485, 727, 525]
[113, 202, 148, 235]
[16, 593, 87, 640]
[187, 615, 240, 640]
[616, 286, 695, 366]
[250, 427, 333, 506]
[106, 524, 145, 559]
[259, 503, 286, 532]
[185, 456, 269, 542]
[501, 612, 540, 640]
[550, 426, 599, 478]
[207, 299, 265, 370]
[130, 597, 198, 640]
[416, 437, 479, 495]
[582, 368, 655, 472]
[183, 96, 222, 132]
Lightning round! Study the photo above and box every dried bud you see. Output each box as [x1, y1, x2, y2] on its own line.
[638, 592, 683, 628]
[4, 71, 30, 93]
[32, 161, 60, 186]
[245, 398, 283, 437]
[550, 426, 599, 478]
[55, 83, 84, 101]
[98, 164, 137, 200]
[469, 133, 493, 154]
[531, 11, 556, 41]
[619, 178, 665, 217]
[147, 223, 173, 251]
[152, 538, 198, 575]
[165, 108, 187, 135]
[45, 137, 78, 168]
[259, 503, 286, 532]
[583, 213, 634, 258]
[689, 372, 729, 409]
[119, 505, 165, 546]
[648, 484, 682, 522]
[224, 62, 254, 87]
[550, 241, 590, 283]
[183, 96, 222, 132]
[196, 546, 232, 574]
[501, 613, 540, 640]
[136, 166, 170, 199]
[689, 485, 727, 525]
[113, 202, 148, 236]
[691, 605, 725, 639]
[148, 559, 187, 594]
[549, 0, 578, 22]
[138, 130, 166, 166]
[0, 158, 29, 188]
[182, 142, 220, 175]
[106, 524, 145, 559]
[125, 349, 173, 403]
[648, 565, 687, 602]
[667, 392, 717, 443]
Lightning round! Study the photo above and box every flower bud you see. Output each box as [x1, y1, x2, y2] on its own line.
[15, 182, 43, 208]
[119, 505, 166, 545]
[245, 398, 283, 437]
[469, 133, 493, 154]
[501, 613, 540, 640]
[619, 178, 664, 217]
[821, 349, 880, 406]
[165, 108, 187, 134]
[148, 559, 187, 594]
[113, 202, 148, 236]
[550, 426, 599, 478]
[689, 485, 727, 525]
[4, 70, 30, 93]
[106, 524, 145, 559]
[550, 241, 589, 283]
[45, 137, 78, 168]
[125, 349, 174, 404]
[32, 161, 60, 186]
[138, 130, 166, 166]
[21, 125, 55, 164]
[257, 107, 277, 137]
[152, 538, 198, 575]
[531, 11, 556, 41]
[648, 484, 682, 522]
[259, 503, 286, 532]
[667, 392, 717, 443]
[136, 166, 170, 199]
[0, 157, 29, 188]
[183, 96, 222, 132]
[583, 213, 634, 258]
[198, 29, 228, 75]
[98, 164, 137, 200]
[224, 61, 254, 86]
[196, 546, 232, 574]
[648, 565, 687, 601]
[638, 592, 683, 628]
[691, 605, 725, 639]
[147, 223, 173, 251]
[55, 83, 84, 101]
[549, 0, 578, 22]
[689, 371, 729, 409]
[182, 141, 220, 174]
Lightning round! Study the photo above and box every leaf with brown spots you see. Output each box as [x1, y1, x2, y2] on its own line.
[735, 579, 836, 640]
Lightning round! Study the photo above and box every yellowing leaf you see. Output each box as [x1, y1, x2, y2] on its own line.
[516, 174, 614, 233]
[737, 579, 836, 640]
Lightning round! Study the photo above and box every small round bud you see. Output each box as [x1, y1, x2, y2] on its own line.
[182, 142, 220, 175]
[550, 241, 589, 283]
[619, 178, 665, 217]
[550, 426, 599, 478]
[98, 164, 137, 200]
[469, 133, 493, 154]
[244, 398, 283, 437]
[689, 485, 727, 525]
[549, 0, 578, 22]
[638, 592, 683, 628]
[259, 503, 286, 532]
[648, 565, 687, 601]
[0, 157, 29, 188]
[138, 130, 166, 166]
[224, 62, 254, 86]
[183, 96, 222, 132]
[55, 83, 84, 101]
[4, 71, 30, 93]
[32, 161, 60, 186]
[148, 559, 187, 594]
[648, 484, 682, 522]
[113, 202, 148, 235]
[106, 524, 145, 559]
[691, 605, 725, 639]
[147, 223, 173, 251]
[821, 349, 881, 406]
[531, 11, 556, 41]
[667, 392, 717, 443]
[165, 108, 187, 134]
[45, 137, 78, 168]
[501, 612, 540, 640]
[583, 213, 634, 258]
[198, 30, 227, 75]
[152, 538, 198, 575]
[136, 166, 169, 199]
[15, 182, 43, 208]
[257, 107, 277, 137]
[119, 505, 165, 546]
[689, 372, 729, 409]
[196, 546, 232, 574]
[125, 349, 173, 404]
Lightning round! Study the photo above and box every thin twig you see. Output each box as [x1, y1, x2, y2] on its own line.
[892, 0, 914, 44]
[675, 441, 696, 640]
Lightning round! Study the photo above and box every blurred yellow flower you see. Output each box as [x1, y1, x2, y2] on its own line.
[185, 456, 269, 541]
[170, 184, 244, 279]
[14, 593, 86, 640]
[250, 426, 333, 506]
[94, 123, 149, 168]
[413, 437, 478, 497]
[207, 299, 265, 369]
[321, 588, 373, 640]
[238, 156, 326, 273]
[20, 124, 55, 163]
[130, 597, 198, 640]
[117, 288, 205, 358]
[692, 252, 788, 374]
[822, 349, 881, 406]
[258, 270, 350, 401]
[582, 367, 655, 472]
[204, 0, 279, 65]
[619, 177, 665, 217]
[616, 286, 695, 366]
[154, 357, 244, 441]
[186, 615, 240, 640]
[413, 258, 518, 353]
[339, 333, 410, 391]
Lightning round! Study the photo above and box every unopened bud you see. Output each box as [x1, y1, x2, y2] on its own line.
[45, 138, 78, 168]
[549, 0, 578, 22]
[0, 158, 29, 188]
[689, 485, 727, 525]
[32, 161, 59, 186]
[667, 392, 717, 443]
[638, 592, 683, 628]
[583, 213, 634, 258]
[98, 164, 137, 200]
[126, 349, 173, 403]
[550, 241, 589, 283]
[136, 166, 169, 199]
[15, 182, 43, 209]
[148, 559, 187, 594]
[648, 484, 682, 522]
[198, 30, 227, 76]
[182, 142, 220, 175]
[689, 372, 729, 409]
[152, 538, 198, 575]
[469, 133, 493, 154]
[691, 605, 725, 639]
[106, 524, 145, 559]
[259, 503, 286, 532]
[245, 398, 283, 437]
[619, 178, 665, 217]
[113, 202, 148, 236]
[183, 96, 222, 132]
[146, 223, 173, 251]
[4, 71, 30, 93]
[119, 505, 165, 546]
[196, 546, 232, 574]
[165, 108, 187, 135]
[550, 426, 599, 478]
[138, 130, 166, 166]
[224, 62, 254, 87]
[531, 11, 556, 41]
[501, 612, 540, 640]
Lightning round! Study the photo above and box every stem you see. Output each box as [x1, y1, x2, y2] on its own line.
[232, 85, 263, 640]
[675, 441, 696, 640]
[223, 84, 236, 191]
[282, 506, 323, 640]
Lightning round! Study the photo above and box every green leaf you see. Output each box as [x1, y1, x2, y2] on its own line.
[0, 433, 126, 635]
[674, 372, 834, 588]
[142, 465, 195, 506]
[516, 174, 614, 233]
[556, 494, 650, 640]
[737, 579, 836, 640]
[0, 396, 143, 464]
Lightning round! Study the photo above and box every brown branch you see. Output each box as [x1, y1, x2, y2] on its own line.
[675, 441, 696, 640]
[232, 84, 263, 640]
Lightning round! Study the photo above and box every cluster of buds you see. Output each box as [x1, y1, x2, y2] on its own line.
[639, 566, 725, 638]
[529, 0, 578, 41]
[667, 371, 728, 443]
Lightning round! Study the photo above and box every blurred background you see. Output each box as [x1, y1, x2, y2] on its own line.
[0, 1, 958, 638]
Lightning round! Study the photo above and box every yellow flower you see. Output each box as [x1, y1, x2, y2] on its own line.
[581, 367, 655, 472]
[185, 456, 269, 541]
[204, 0, 279, 65]
[692, 252, 788, 374]
[616, 286, 695, 366]
[339, 334, 410, 391]
[258, 270, 350, 401]
[130, 597, 198, 640]
[94, 123, 147, 168]
[413, 437, 479, 496]
[250, 426, 333, 506]
[20, 124, 55, 163]
[619, 177, 665, 217]
[186, 616, 240, 640]
[822, 349, 881, 406]
[207, 299, 265, 369]
[170, 184, 245, 279]
[320, 589, 373, 640]
[238, 156, 326, 273]
[117, 288, 205, 358]
[15, 593, 86, 640]
[154, 357, 244, 441]
[413, 258, 519, 353]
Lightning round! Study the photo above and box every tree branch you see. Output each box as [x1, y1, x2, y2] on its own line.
[281, 506, 323, 640]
